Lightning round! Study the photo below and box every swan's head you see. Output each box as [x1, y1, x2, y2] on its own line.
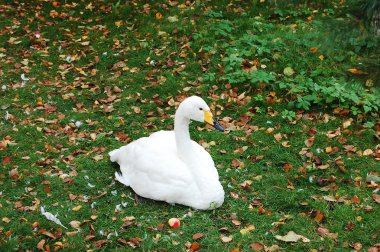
[178, 96, 224, 132]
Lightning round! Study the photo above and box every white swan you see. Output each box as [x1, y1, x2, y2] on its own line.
[109, 96, 225, 210]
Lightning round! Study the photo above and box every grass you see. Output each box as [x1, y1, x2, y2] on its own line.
[1, 0, 380, 251]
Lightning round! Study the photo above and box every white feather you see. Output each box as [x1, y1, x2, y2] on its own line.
[40, 206, 67, 229]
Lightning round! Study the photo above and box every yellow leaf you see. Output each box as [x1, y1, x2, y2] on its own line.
[318, 55, 324, 60]
[240, 224, 255, 235]
[325, 146, 332, 153]
[122, 216, 136, 222]
[363, 149, 373, 156]
[168, 1, 178, 6]
[155, 12, 163, 20]
[283, 67, 295, 76]
[115, 21, 122, 27]
[72, 205, 82, 212]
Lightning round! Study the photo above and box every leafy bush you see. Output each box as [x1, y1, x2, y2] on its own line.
[195, 5, 380, 116]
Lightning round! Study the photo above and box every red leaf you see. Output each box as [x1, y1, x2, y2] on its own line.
[190, 242, 200, 251]
[250, 242, 264, 251]
[351, 195, 360, 204]
[93, 240, 108, 248]
[2, 155, 11, 165]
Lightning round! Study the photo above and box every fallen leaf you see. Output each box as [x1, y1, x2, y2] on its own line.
[2, 155, 11, 165]
[351, 195, 360, 204]
[92, 155, 104, 161]
[309, 47, 318, 53]
[190, 242, 200, 251]
[250, 242, 264, 251]
[317, 227, 338, 241]
[304, 136, 315, 147]
[274, 231, 310, 243]
[240, 224, 255, 235]
[283, 67, 295, 76]
[69, 220, 81, 229]
[167, 16, 179, 22]
[347, 68, 368, 75]
[192, 233, 204, 240]
[322, 195, 337, 202]
[9, 169, 20, 180]
[93, 240, 108, 248]
[72, 205, 82, 211]
[155, 12, 163, 20]
[372, 194, 380, 203]
[37, 239, 46, 250]
[274, 133, 282, 142]
[220, 234, 233, 243]
[363, 149, 373, 156]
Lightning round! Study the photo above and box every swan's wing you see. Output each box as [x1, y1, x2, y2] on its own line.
[191, 140, 219, 180]
[111, 131, 194, 202]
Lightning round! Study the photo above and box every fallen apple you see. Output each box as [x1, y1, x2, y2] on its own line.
[168, 218, 180, 229]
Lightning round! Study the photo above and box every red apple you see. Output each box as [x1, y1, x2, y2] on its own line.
[168, 218, 180, 229]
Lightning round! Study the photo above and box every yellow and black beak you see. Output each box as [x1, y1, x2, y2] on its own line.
[204, 110, 224, 132]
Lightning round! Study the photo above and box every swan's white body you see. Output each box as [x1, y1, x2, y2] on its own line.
[109, 96, 224, 210]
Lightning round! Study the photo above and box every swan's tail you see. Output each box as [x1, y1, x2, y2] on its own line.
[115, 171, 130, 186]
[109, 149, 119, 162]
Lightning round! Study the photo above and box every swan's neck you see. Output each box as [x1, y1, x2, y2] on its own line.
[174, 112, 194, 162]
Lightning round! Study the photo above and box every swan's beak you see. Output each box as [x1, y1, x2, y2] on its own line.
[204, 110, 224, 132]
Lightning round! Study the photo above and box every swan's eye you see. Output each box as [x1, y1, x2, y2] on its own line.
[199, 108, 203, 111]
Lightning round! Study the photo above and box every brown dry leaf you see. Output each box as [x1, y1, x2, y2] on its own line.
[250, 242, 264, 251]
[304, 136, 315, 147]
[309, 47, 318, 53]
[268, 244, 280, 251]
[2, 155, 11, 165]
[92, 155, 104, 161]
[325, 146, 333, 153]
[312, 210, 325, 223]
[274, 231, 310, 243]
[317, 227, 338, 241]
[283, 163, 293, 172]
[322, 195, 337, 202]
[351, 195, 360, 204]
[342, 118, 352, 128]
[274, 133, 282, 142]
[69, 220, 81, 229]
[281, 141, 291, 148]
[85, 235, 96, 241]
[372, 194, 380, 203]
[347, 68, 368, 75]
[220, 234, 233, 243]
[155, 12, 163, 20]
[37, 239, 46, 250]
[363, 149, 374, 156]
[9, 169, 20, 180]
[192, 233, 204, 241]
[2, 217, 11, 223]
[232, 219, 241, 226]
[93, 240, 108, 248]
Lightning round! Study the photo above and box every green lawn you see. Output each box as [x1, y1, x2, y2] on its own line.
[1, 0, 379, 251]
